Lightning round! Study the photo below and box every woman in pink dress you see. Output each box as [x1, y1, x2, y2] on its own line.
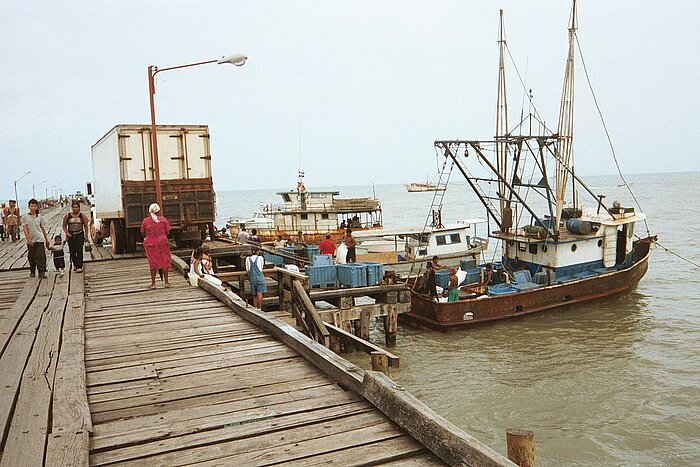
[140, 203, 172, 289]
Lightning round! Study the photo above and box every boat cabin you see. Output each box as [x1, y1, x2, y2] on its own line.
[495, 206, 646, 280]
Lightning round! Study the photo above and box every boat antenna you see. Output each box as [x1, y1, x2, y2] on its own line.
[554, 0, 577, 234]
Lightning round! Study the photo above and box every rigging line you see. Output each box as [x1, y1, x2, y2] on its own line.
[575, 34, 651, 236]
[644, 237, 700, 269]
[504, 44, 552, 134]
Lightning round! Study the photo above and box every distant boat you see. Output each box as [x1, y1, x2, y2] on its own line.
[405, 182, 446, 192]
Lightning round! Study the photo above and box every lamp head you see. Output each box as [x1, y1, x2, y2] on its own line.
[217, 54, 247, 67]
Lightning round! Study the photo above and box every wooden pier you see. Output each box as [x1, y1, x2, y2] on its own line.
[0, 206, 513, 466]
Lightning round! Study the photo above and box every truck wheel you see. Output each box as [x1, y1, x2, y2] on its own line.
[110, 220, 127, 254]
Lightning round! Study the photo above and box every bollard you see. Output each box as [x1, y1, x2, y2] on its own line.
[506, 429, 534, 466]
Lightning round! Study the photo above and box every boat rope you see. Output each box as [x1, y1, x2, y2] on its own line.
[575, 35, 651, 237]
[645, 237, 700, 269]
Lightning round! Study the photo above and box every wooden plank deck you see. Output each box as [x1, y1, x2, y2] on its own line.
[0, 229, 512, 466]
[82, 258, 443, 465]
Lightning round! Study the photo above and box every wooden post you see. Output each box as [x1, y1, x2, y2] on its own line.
[238, 276, 245, 303]
[370, 351, 389, 375]
[277, 271, 285, 310]
[384, 307, 397, 346]
[341, 320, 354, 352]
[506, 429, 534, 467]
[360, 310, 370, 340]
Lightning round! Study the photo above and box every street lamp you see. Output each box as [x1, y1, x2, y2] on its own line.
[13, 171, 31, 205]
[147, 53, 247, 207]
[33, 180, 47, 199]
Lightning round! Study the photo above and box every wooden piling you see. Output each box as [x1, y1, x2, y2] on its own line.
[360, 310, 370, 340]
[384, 308, 398, 346]
[506, 429, 534, 467]
[370, 351, 389, 375]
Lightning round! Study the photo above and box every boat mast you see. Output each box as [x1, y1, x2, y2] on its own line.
[495, 9, 509, 223]
[554, 0, 577, 233]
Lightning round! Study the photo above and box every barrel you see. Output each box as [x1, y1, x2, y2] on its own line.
[566, 218, 592, 235]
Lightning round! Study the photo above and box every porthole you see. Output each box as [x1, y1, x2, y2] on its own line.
[571, 244, 577, 252]
[563, 294, 572, 301]
[513, 305, 523, 312]
[597, 239, 603, 247]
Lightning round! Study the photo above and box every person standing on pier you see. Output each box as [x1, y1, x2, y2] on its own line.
[246, 247, 267, 308]
[319, 233, 336, 256]
[5, 200, 21, 242]
[141, 203, 172, 289]
[21, 198, 49, 278]
[343, 228, 356, 263]
[62, 200, 89, 273]
[0, 203, 5, 241]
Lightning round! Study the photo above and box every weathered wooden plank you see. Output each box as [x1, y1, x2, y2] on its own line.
[1, 274, 69, 466]
[362, 371, 514, 467]
[198, 279, 365, 394]
[45, 429, 89, 467]
[92, 405, 384, 466]
[0, 277, 56, 452]
[295, 435, 432, 466]
[324, 321, 400, 368]
[0, 275, 40, 356]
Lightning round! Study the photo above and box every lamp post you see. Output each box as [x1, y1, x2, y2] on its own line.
[13, 171, 31, 205]
[33, 180, 47, 200]
[147, 53, 247, 207]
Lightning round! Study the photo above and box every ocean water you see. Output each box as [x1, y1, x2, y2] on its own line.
[216, 171, 700, 466]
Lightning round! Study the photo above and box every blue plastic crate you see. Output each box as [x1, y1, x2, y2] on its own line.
[304, 245, 320, 259]
[435, 269, 451, 288]
[337, 264, 367, 288]
[462, 267, 482, 285]
[460, 258, 477, 271]
[358, 261, 385, 286]
[305, 265, 337, 288]
[263, 251, 284, 266]
[312, 254, 333, 266]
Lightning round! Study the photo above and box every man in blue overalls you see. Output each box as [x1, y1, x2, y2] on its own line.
[245, 247, 267, 308]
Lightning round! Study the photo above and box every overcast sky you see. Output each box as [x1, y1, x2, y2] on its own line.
[1, 0, 698, 200]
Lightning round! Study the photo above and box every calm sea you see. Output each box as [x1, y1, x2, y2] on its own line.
[216, 171, 700, 466]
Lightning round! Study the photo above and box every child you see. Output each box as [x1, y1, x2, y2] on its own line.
[50, 234, 66, 276]
[447, 268, 459, 302]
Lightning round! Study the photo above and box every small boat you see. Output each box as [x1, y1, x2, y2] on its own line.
[227, 172, 383, 244]
[354, 219, 488, 276]
[405, 2, 656, 331]
[405, 182, 446, 192]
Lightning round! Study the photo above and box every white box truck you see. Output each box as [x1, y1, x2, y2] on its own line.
[91, 124, 215, 253]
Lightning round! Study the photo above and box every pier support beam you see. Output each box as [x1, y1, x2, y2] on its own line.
[370, 351, 389, 375]
[383, 308, 397, 346]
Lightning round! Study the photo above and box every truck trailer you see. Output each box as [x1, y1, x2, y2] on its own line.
[91, 124, 216, 253]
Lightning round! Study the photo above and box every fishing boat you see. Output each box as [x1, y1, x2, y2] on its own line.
[405, 2, 656, 331]
[227, 172, 383, 244]
[354, 218, 488, 276]
[405, 182, 447, 192]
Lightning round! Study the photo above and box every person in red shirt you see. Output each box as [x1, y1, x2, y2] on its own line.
[319, 233, 336, 256]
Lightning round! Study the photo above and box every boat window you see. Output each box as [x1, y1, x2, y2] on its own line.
[598, 239, 603, 247]
[301, 214, 308, 220]
[449, 233, 461, 244]
[435, 233, 462, 246]
[282, 194, 291, 202]
[571, 244, 577, 252]
[321, 213, 329, 219]
[436, 235, 447, 246]
[528, 244, 537, 255]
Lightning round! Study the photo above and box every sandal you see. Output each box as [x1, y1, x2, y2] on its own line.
[148, 284, 156, 290]
[164, 283, 171, 288]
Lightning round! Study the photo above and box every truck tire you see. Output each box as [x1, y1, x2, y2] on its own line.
[110, 220, 127, 254]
